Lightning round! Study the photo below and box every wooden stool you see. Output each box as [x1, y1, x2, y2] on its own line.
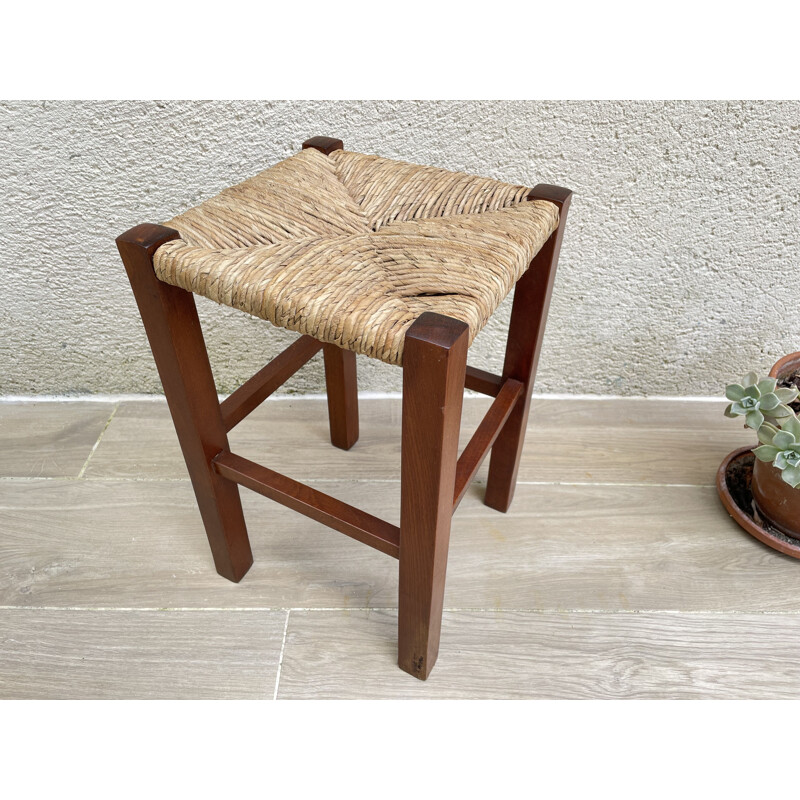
[116, 137, 571, 680]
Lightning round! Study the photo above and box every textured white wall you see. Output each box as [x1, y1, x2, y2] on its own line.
[1, 101, 798, 396]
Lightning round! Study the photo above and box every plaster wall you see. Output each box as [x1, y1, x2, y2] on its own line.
[2, 100, 798, 396]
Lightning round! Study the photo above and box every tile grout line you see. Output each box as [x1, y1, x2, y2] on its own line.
[272, 609, 291, 700]
[76, 402, 120, 479]
[4, 606, 800, 616]
[0, 394, 727, 403]
[0, 475, 720, 489]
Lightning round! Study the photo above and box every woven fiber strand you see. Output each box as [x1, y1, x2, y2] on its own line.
[153, 148, 559, 365]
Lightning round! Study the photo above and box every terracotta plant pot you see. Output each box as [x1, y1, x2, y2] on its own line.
[749, 351, 800, 538]
[752, 457, 800, 538]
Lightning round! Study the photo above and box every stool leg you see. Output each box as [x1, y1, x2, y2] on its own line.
[116, 224, 254, 583]
[485, 186, 572, 513]
[398, 312, 468, 680]
[322, 344, 359, 450]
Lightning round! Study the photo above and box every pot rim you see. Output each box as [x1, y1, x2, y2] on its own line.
[769, 351, 800, 381]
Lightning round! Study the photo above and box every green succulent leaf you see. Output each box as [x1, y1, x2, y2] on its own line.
[781, 416, 800, 439]
[757, 377, 778, 394]
[776, 387, 799, 403]
[753, 444, 780, 462]
[746, 409, 765, 430]
[759, 392, 780, 411]
[780, 465, 800, 488]
[757, 422, 779, 444]
[775, 452, 790, 470]
[724, 373, 795, 429]
[725, 383, 746, 401]
[773, 430, 797, 450]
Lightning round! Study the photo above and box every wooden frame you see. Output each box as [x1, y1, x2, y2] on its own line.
[398, 312, 468, 678]
[485, 185, 573, 512]
[116, 144, 571, 680]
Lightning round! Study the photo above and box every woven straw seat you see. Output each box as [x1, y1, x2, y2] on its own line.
[153, 146, 560, 365]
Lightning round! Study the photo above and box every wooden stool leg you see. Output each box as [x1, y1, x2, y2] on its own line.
[398, 312, 468, 680]
[116, 224, 254, 583]
[485, 186, 573, 513]
[323, 344, 359, 450]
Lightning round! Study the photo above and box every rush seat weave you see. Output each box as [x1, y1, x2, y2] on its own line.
[153, 146, 560, 365]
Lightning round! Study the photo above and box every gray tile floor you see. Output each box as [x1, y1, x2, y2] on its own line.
[2, 395, 799, 698]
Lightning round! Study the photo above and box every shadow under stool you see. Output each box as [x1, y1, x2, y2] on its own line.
[116, 136, 572, 680]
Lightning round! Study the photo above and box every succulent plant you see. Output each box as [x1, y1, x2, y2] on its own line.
[724, 371, 798, 430]
[753, 416, 800, 488]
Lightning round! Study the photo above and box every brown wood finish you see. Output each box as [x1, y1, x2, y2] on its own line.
[305, 135, 360, 451]
[453, 378, 523, 510]
[116, 224, 254, 582]
[464, 364, 503, 397]
[220, 336, 322, 432]
[323, 344, 359, 450]
[213, 451, 400, 558]
[302, 136, 344, 155]
[485, 184, 573, 512]
[398, 312, 469, 679]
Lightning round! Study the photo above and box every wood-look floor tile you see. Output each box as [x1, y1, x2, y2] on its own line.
[0, 402, 114, 478]
[2, 478, 798, 612]
[83, 397, 752, 486]
[0, 396, 785, 700]
[277, 609, 800, 699]
[0, 609, 285, 699]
